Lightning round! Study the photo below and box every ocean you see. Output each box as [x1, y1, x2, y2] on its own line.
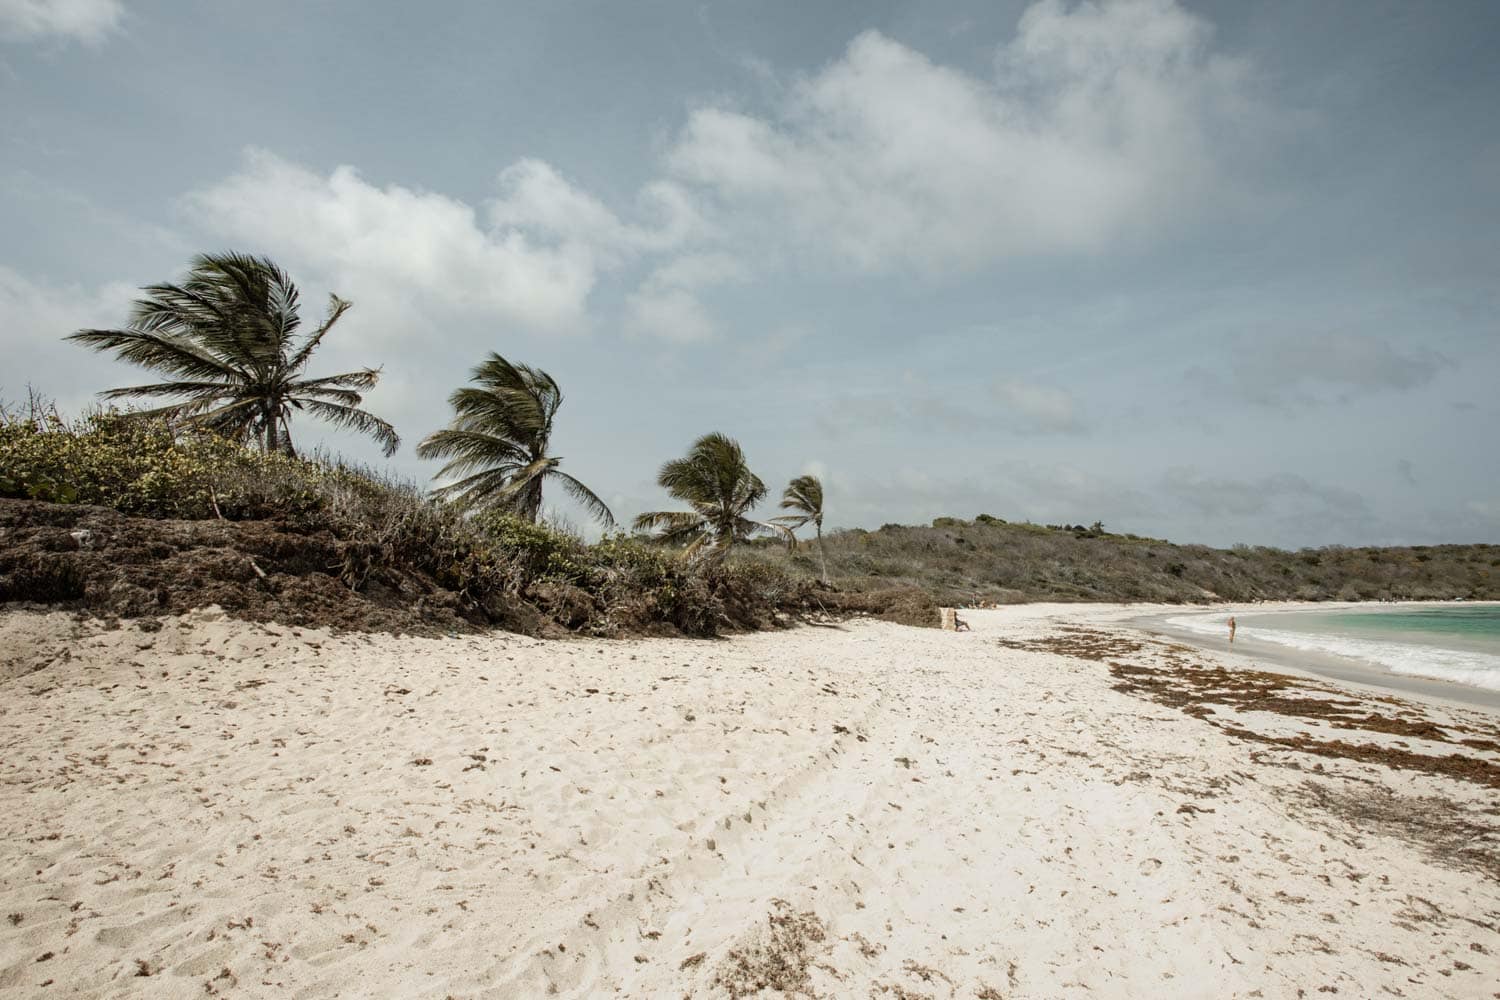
[1165, 604, 1500, 693]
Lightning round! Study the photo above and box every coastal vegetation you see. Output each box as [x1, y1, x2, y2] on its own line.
[774, 474, 828, 584]
[0, 402, 850, 635]
[67, 253, 398, 457]
[2, 399, 1493, 638]
[740, 516, 1500, 605]
[632, 432, 791, 563]
[416, 352, 613, 526]
[1, 251, 1494, 636]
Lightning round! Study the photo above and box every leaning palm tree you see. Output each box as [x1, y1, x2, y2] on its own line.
[774, 474, 828, 584]
[67, 252, 397, 456]
[633, 432, 787, 562]
[415, 352, 613, 526]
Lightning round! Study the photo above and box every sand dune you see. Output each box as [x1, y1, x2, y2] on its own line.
[1, 604, 1497, 998]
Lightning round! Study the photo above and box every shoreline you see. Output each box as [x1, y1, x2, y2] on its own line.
[1127, 602, 1500, 714]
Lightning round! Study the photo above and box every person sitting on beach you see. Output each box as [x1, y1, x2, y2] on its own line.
[954, 614, 971, 632]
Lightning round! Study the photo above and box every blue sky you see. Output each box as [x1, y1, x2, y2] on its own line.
[3, 0, 1497, 547]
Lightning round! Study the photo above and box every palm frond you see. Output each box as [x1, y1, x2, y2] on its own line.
[293, 368, 382, 393]
[430, 467, 517, 506]
[632, 509, 704, 535]
[781, 474, 823, 515]
[96, 379, 240, 400]
[68, 329, 243, 382]
[419, 352, 600, 523]
[550, 470, 615, 527]
[755, 518, 798, 549]
[298, 399, 400, 456]
[286, 294, 350, 372]
[636, 432, 773, 557]
[70, 254, 395, 457]
[415, 428, 531, 476]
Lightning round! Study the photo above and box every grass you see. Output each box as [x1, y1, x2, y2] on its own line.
[745, 516, 1499, 605]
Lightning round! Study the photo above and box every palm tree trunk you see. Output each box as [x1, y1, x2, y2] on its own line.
[815, 524, 828, 585]
[523, 478, 544, 523]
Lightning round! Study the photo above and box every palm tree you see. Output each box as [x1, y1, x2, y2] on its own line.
[775, 474, 828, 584]
[67, 252, 397, 456]
[633, 432, 787, 562]
[415, 352, 613, 526]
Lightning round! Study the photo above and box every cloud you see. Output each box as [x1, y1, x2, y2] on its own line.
[487, 159, 701, 260]
[833, 459, 1156, 529]
[0, 0, 122, 44]
[994, 379, 1081, 432]
[183, 149, 690, 337]
[1190, 332, 1450, 406]
[1162, 468, 1368, 519]
[175, 2, 1272, 348]
[665, 0, 1264, 273]
[0, 265, 137, 408]
[1466, 500, 1500, 522]
[624, 251, 748, 342]
[623, 287, 717, 344]
[816, 378, 983, 439]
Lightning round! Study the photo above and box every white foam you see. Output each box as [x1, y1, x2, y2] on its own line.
[1165, 613, 1500, 692]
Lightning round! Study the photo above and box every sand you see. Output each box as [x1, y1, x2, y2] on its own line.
[1, 603, 1497, 998]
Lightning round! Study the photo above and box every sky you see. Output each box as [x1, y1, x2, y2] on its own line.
[2, 0, 1497, 548]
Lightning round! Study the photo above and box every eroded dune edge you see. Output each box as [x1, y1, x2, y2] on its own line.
[1, 604, 1497, 998]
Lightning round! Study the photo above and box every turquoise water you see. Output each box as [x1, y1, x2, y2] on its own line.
[1167, 604, 1500, 692]
[1243, 605, 1500, 656]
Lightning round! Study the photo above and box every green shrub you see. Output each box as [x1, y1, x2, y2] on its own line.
[473, 511, 588, 584]
[0, 409, 329, 519]
[2, 403, 822, 635]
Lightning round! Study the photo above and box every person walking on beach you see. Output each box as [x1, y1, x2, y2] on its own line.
[1228, 616, 1237, 644]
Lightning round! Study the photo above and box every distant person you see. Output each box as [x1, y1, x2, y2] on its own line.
[1228, 616, 1237, 644]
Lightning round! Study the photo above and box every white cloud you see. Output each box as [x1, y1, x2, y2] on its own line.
[0, 0, 122, 44]
[0, 265, 137, 408]
[183, 149, 692, 337]
[666, 0, 1263, 273]
[643, 251, 748, 290]
[994, 379, 1081, 432]
[624, 287, 717, 344]
[174, 2, 1270, 349]
[487, 159, 701, 260]
[624, 251, 748, 342]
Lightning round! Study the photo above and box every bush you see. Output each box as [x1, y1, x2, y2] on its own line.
[473, 511, 589, 584]
[0, 409, 326, 519]
[0, 404, 819, 637]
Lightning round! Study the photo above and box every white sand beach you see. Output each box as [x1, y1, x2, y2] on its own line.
[2, 604, 1497, 998]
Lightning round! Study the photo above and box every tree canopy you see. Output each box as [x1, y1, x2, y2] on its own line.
[416, 352, 613, 525]
[633, 432, 786, 561]
[68, 252, 397, 456]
